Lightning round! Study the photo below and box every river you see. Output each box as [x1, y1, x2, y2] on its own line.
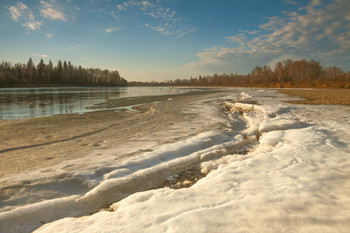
[0, 86, 194, 120]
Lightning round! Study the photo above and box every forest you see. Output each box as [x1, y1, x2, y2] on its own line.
[2, 58, 349, 88]
[134, 59, 349, 88]
[0, 58, 128, 87]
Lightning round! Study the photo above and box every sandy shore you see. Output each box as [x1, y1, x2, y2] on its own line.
[0, 90, 220, 179]
[279, 88, 350, 105]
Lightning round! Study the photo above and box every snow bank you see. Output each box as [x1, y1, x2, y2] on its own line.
[36, 90, 350, 233]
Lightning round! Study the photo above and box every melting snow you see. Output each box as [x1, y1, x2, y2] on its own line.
[1, 88, 349, 233]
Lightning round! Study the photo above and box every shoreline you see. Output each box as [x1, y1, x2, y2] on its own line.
[1, 88, 349, 178]
[0, 90, 219, 179]
[1, 88, 350, 233]
[279, 88, 350, 105]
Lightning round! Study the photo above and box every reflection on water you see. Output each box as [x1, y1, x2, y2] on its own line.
[0, 87, 188, 120]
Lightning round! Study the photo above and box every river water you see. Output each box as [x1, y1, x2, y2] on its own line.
[0, 87, 192, 120]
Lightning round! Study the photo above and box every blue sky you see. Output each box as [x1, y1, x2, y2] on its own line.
[0, 0, 349, 81]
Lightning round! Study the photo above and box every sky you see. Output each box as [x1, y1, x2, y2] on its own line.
[0, 0, 349, 82]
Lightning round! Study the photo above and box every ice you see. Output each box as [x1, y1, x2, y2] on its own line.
[239, 91, 253, 100]
[1, 89, 350, 233]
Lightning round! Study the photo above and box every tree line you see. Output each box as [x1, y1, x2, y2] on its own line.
[164, 59, 350, 88]
[0, 58, 128, 87]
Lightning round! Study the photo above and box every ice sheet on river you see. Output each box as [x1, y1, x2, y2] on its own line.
[1, 88, 350, 233]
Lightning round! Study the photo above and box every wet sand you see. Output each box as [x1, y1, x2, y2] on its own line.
[0, 91, 220, 179]
[279, 88, 350, 105]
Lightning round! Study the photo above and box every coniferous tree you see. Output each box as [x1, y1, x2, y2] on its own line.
[26, 57, 35, 83]
[47, 60, 53, 83]
[0, 58, 128, 87]
[37, 59, 46, 84]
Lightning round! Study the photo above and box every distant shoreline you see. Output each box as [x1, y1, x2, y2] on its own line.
[129, 81, 350, 89]
[0, 84, 128, 88]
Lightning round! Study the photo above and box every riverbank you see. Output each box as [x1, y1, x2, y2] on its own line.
[2, 87, 348, 178]
[0, 91, 216, 179]
[279, 88, 350, 105]
[32, 88, 350, 233]
[1, 88, 350, 233]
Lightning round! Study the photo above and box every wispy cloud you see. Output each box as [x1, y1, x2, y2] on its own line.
[105, 27, 121, 33]
[116, 0, 193, 37]
[7, 2, 26, 22]
[145, 23, 170, 35]
[40, 0, 67, 22]
[23, 21, 42, 30]
[186, 0, 350, 73]
[46, 33, 53, 38]
[7, 1, 67, 31]
[7, 2, 42, 30]
[116, 2, 127, 11]
[33, 53, 49, 58]
[120, 0, 182, 21]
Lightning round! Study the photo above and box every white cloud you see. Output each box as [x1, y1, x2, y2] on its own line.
[186, 0, 350, 74]
[117, 0, 179, 21]
[144, 22, 195, 38]
[145, 23, 170, 35]
[7, 2, 42, 31]
[23, 21, 42, 30]
[105, 27, 121, 33]
[116, 4, 126, 11]
[40, 1, 67, 22]
[116, 0, 190, 37]
[46, 33, 53, 38]
[7, 3, 26, 22]
[7, 1, 67, 30]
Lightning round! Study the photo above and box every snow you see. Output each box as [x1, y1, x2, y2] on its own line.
[1, 88, 350, 233]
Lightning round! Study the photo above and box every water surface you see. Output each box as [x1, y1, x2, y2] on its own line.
[0, 87, 191, 120]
